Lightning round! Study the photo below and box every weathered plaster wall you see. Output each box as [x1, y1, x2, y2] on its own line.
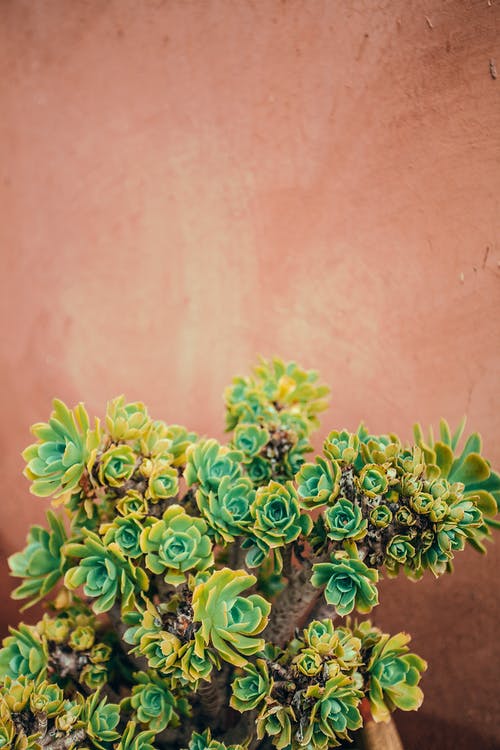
[1, 1, 499, 747]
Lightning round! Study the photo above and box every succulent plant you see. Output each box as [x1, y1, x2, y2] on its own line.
[81, 691, 121, 750]
[324, 499, 367, 542]
[146, 461, 179, 502]
[255, 704, 293, 750]
[106, 397, 150, 441]
[186, 729, 244, 750]
[0, 625, 48, 681]
[185, 440, 242, 493]
[232, 423, 270, 458]
[196, 476, 255, 543]
[230, 659, 270, 712]
[363, 630, 427, 722]
[305, 675, 362, 748]
[64, 532, 149, 613]
[116, 722, 157, 750]
[98, 444, 137, 488]
[22, 400, 99, 498]
[192, 569, 270, 666]
[295, 457, 340, 508]
[3, 358, 498, 750]
[250, 480, 312, 552]
[8, 511, 68, 607]
[312, 548, 379, 616]
[140, 505, 213, 585]
[122, 671, 178, 732]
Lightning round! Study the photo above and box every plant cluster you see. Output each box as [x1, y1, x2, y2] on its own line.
[1, 358, 498, 750]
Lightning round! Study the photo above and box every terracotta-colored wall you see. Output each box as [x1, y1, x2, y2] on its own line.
[1, 1, 499, 747]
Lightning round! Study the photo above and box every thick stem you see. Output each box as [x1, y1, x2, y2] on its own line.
[49, 647, 89, 680]
[41, 729, 87, 750]
[263, 550, 331, 646]
[305, 599, 339, 626]
[108, 602, 148, 672]
[282, 546, 293, 580]
[228, 539, 247, 571]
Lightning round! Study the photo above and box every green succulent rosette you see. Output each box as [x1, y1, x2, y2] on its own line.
[163, 424, 198, 467]
[334, 627, 362, 671]
[251, 481, 312, 550]
[357, 464, 389, 498]
[140, 505, 213, 585]
[252, 357, 330, 432]
[38, 613, 71, 643]
[324, 498, 367, 542]
[394, 506, 416, 527]
[369, 505, 393, 528]
[415, 418, 500, 519]
[245, 456, 272, 485]
[0, 699, 16, 750]
[385, 535, 415, 565]
[312, 547, 379, 616]
[64, 532, 148, 613]
[105, 396, 150, 441]
[116, 722, 157, 750]
[186, 728, 245, 750]
[196, 475, 255, 543]
[192, 569, 271, 666]
[295, 457, 340, 508]
[140, 631, 184, 673]
[304, 674, 362, 749]
[121, 671, 178, 732]
[355, 427, 401, 468]
[323, 430, 360, 465]
[22, 400, 100, 498]
[98, 444, 137, 488]
[89, 642, 113, 664]
[256, 703, 293, 750]
[233, 423, 270, 458]
[80, 662, 108, 690]
[81, 691, 120, 750]
[29, 680, 65, 717]
[177, 633, 215, 685]
[366, 631, 427, 722]
[101, 514, 144, 559]
[1, 676, 34, 712]
[230, 659, 271, 712]
[304, 620, 340, 656]
[0, 624, 48, 681]
[145, 460, 179, 502]
[116, 491, 149, 517]
[293, 647, 322, 676]
[8, 511, 68, 608]
[409, 492, 434, 515]
[68, 625, 95, 651]
[185, 439, 243, 494]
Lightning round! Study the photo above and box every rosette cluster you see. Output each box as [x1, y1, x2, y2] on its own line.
[123, 569, 270, 681]
[0, 605, 114, 692]
[3, 357, 498, 750]
[230, 616, 426, 750]
[225, 357, 330, 484]
[302, 424, 499, 615]
[0, 680, 120, 750]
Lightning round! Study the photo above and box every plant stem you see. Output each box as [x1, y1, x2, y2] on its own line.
[107, 602, 148, 672]
[263, 550, 331, 646]
[40, 729, 87, 750]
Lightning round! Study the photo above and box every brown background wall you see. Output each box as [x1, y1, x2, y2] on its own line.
[1, 1, 499, 748]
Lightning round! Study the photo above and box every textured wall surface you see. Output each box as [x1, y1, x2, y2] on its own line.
[1, 1, 499, 748]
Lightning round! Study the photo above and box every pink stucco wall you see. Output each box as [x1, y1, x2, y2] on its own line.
[1, 2, 499, 747]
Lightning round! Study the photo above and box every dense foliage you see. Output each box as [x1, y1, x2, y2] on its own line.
[2, 358, 499, 750]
